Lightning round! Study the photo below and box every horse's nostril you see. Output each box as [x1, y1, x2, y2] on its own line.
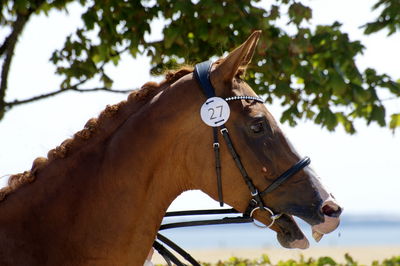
[322, 202, 342, 218]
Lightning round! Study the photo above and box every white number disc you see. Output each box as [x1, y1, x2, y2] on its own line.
[200, 97, 230, 127]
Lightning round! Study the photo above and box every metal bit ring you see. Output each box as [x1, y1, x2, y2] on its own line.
[249, 206, 281, 228]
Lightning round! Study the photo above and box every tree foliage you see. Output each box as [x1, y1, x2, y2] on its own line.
[364, 0, 400, 36]
[1, 0, 400, 133]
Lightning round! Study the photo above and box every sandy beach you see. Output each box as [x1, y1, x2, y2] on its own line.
[152, 246, 400, 265]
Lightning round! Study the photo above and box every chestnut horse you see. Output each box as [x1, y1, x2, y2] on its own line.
[0, 31, 342, 265]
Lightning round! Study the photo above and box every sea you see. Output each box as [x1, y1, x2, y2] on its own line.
[158, 213, 400, 249]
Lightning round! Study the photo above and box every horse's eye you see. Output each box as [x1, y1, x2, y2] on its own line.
[250, 121, 264, 134]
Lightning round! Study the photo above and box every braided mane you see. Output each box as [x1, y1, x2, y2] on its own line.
[0, 67, 193, 202]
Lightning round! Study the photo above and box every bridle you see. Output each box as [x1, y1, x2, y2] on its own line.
[194, 60, 311, 227]
[152, 60, 311, 266]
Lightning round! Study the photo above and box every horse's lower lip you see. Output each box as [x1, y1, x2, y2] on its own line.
[312, 215, 341, 234]
[274, 214, 309, 249]
[288, 237, 310, 249]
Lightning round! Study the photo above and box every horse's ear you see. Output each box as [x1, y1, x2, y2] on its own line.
[211, 30, 261, 91]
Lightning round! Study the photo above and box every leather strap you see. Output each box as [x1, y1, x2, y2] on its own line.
[260, 157, 311, 197]
[213, 127, 223, 206]
[194, 60, 215, 98]
[156, 233, 200, 266]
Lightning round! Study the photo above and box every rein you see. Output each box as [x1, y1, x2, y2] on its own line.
[152, 61, 311, 266]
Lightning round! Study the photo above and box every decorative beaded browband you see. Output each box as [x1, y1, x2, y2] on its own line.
[225, 95, 264, 103]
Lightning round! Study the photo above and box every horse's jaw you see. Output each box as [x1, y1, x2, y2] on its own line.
[272, 209, 341, 249]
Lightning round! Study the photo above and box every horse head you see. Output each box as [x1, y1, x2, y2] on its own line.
[192, 31, 342, 249]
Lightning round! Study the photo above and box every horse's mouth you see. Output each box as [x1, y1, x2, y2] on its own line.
[271, 204, 342, 249]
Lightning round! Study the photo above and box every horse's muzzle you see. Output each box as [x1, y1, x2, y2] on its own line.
[312, 199, 342, 241]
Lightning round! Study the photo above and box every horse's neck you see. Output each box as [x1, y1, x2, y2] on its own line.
[0, 75, 205, 264]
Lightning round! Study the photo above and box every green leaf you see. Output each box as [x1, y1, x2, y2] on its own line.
[317, 256, 337, 266]
[389, 113, 400, 132]
[370, 105, 386, 126]
[92, 54, 102, 64]
[111, 55, 120, 66]
[337, 113, 355, 134]
[164, 27, 180, 49]
[329, 72, 347, 96]
[101, 74, 113, 88]
[260, 254, 271, 264]
[351, 84, 371, 103]
[344, 253, 357, 265]
[315, 108, 338, 131]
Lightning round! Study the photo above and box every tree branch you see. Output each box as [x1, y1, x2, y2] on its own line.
[0, 11, 33, 117]
[4, 86, 134, 109]
[0, 39, 8, 57]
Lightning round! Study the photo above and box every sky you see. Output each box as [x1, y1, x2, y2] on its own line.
[0, 0, 399, 216]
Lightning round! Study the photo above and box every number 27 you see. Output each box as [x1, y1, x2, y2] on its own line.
[208, 105, 223, 120]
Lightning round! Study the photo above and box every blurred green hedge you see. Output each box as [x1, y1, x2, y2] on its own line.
[156, 253, 400, 266]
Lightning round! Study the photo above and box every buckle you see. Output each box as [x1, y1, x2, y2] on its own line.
[251, 189, 259, 197]
[220, 128, 228, 134]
